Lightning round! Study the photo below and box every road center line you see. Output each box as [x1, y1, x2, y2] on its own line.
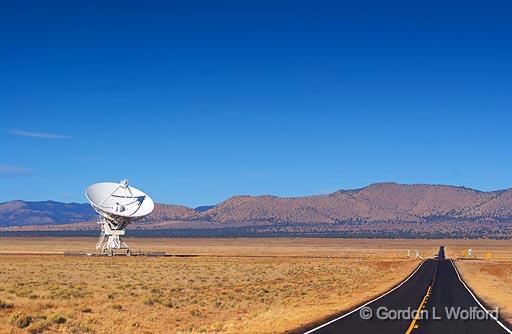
[404, 285, 432, 334]
[303, 260, 425, 334]
[404, 258, 439, 334]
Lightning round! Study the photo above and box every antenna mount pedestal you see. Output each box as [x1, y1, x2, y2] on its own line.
[96, 218, 130, 255]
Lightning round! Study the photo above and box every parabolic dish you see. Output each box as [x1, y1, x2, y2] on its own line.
[85, 182, 154, 218]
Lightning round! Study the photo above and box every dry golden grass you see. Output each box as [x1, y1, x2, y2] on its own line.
[0, 237, 442, 257]
[2, 238, 509, 333]
[0, 254, 421, 334]
[440, 239, 512, 260]
[0, 238, 431, 334]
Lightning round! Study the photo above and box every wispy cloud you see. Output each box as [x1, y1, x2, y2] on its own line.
[10, 129, 70, 139]
[0, 164, 32, 176]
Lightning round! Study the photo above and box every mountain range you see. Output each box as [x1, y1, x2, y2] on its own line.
[1, 183, 512, 238]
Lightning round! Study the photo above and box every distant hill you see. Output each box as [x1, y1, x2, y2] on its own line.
[2, 183, 512, 238]
[0, 200, 95, 226]
[0, 201, 197, 227]
[199, 183, 512, 225]
[194, 205, 215, 212]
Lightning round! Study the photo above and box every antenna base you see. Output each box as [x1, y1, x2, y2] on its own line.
[96, 218, 130, 255]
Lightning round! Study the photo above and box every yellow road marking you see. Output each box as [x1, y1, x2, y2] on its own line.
[404, 285, 432, 334]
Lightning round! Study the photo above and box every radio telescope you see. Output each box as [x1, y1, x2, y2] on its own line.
[85, 179, 154, 255]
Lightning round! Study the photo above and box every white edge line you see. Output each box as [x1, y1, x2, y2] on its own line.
[303, 260, 426, 334]
[450, 259, 512, 334]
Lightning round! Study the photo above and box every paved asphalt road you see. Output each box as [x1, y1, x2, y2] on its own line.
[304, 247, 512, 334]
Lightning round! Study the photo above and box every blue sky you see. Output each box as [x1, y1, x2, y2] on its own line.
[1, 1, 512, 207]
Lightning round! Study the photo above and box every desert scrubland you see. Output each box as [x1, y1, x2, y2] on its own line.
[0, 238, 510, 333]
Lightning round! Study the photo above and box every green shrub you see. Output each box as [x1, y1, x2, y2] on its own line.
[0, 299, 14, 309]
[49, 314, 67, 324]
[190, 309, 201, 317]
[144, 297, 161, 306]
[28, 320, 50, 334]
[110, 304, 122, 310]
[10, 312, 33, 328]
[68, 322, 93, 333]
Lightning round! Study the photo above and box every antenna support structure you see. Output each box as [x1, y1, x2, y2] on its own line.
[96, 216, 130, 255]
[85, 179, 154, 256]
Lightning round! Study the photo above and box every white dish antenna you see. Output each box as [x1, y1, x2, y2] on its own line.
[85, 179, 154, 255]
